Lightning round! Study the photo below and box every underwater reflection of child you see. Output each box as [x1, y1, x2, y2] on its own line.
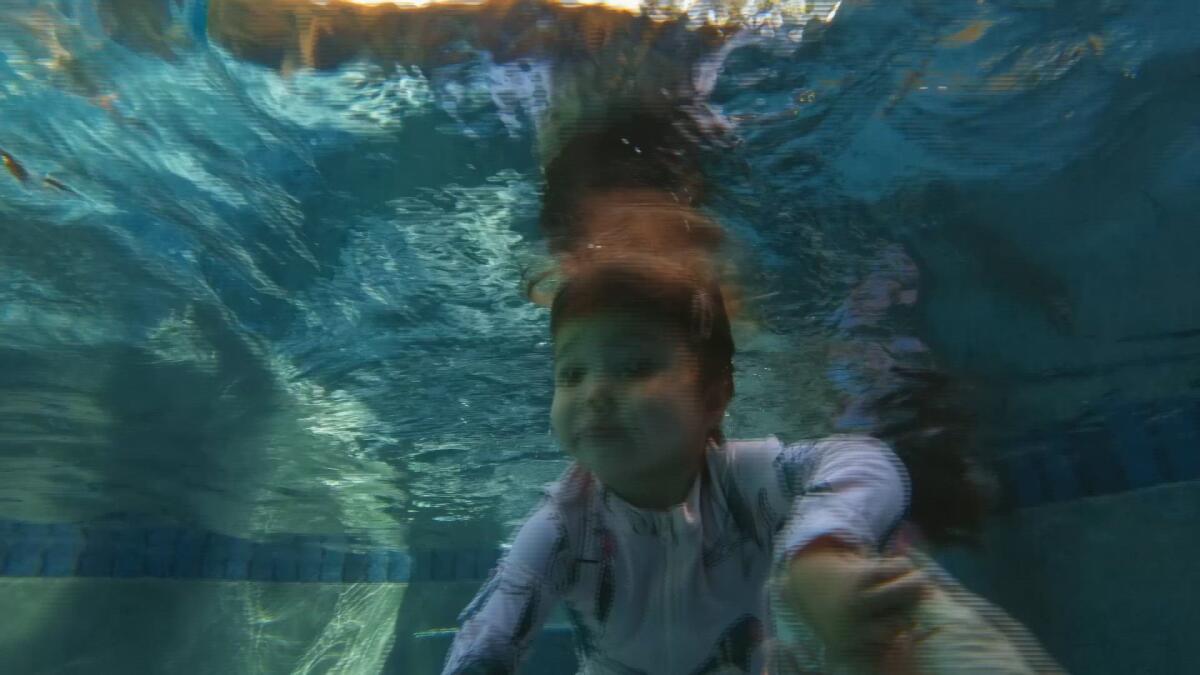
[802, 245, 1066, 675]
[94, 0, 729, 106]
[441, 254, 926, 674]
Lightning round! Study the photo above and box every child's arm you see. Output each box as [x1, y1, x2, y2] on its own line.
[772, 435, 909, 561]
[782, 538, 927, 673]
[441, 502, 572, 675]
[767, 435, 924, 671]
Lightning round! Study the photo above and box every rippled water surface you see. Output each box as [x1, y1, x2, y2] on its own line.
[2, 0, 1197, 539]
[1, 1, 1198, 670]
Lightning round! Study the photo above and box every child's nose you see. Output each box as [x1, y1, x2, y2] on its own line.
[584, 374, 618, 410]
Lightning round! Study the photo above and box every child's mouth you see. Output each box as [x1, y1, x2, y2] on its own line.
[580, 424, 625, 438]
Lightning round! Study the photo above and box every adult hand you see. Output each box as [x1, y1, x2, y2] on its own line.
[784, 538, 929, 673]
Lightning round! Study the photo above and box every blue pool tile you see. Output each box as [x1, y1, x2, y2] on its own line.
[416, 550, 439, 582]
[477, 548, 502, 575]
[271, 541, 301, 582]
[0, 521, 498, 588]
[320, 542, 345, 583]
[989, 458, 1018, 511]
[16, 522, 50, 541]
[387, 550, 411, 582]
[6, 524, 49, 576]
[112, 528, 146, 578]
[1105, 403, 1166, 489]
[225, 538, 251, 581]
[78, 528, 117, 577]
[202, 534, 232, 579]
[248, 542, 274, 581]
[4, 544, 43, 576]
[1000, 452, 1045, 509]
[430, 550, 455, 581]
[145, 528, 180, 578]
[298, 541, 323, 582]
[455, 549, 478, 581]
[1011, 435, 1073, 504]
[1040, 446, 1082, 502]
[0, 522, 12, 566]
[43, 524, 84, 577]
[366, 550, 389, 582]
[342, 551, 369, 582]
[1153, 406, 1200, 482]
[407, 550, 426, 582]
[1066, 427, 1126, 497]
[172, 530, 207, 578]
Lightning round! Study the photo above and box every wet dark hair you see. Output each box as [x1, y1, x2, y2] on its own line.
[540, 111, 714, 255]
[538, 107, 992, 546]
[867, 366, 997, 547]
[549, 256, 735, 444]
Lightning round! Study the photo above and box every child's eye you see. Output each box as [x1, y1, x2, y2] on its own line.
[556, 367, 584, 386]
[622, 359, 656, 377]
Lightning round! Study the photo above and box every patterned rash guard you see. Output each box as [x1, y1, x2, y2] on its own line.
[441, 435, 909, 675]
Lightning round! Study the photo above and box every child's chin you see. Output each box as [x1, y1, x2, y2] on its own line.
[573, 430, 629, 451]
[571, 443, 637, 473]
[585, 462, 637, 487]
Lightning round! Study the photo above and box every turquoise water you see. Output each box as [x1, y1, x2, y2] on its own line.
[1, 0, 1198, 672]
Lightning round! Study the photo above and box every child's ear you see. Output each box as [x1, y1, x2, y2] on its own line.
[703, 380, 731, 417]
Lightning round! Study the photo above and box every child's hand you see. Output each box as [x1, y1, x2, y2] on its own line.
[783, 538, 929, 673]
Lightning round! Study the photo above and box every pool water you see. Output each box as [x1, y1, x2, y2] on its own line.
[1, 0, 1197, 672]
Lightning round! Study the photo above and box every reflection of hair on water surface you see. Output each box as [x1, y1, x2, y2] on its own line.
[101, 0, 739, 73]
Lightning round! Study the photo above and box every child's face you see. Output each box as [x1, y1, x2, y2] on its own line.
[551, 311, 722, 499]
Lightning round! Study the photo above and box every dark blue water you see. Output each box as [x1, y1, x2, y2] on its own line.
[1, 0, 1197, 672]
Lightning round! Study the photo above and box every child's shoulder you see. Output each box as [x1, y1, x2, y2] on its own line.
[715, 435, 785, 461]
[720, 433, 888, 458]
[540, 462, 596, 510]
[501, 473, 589, 570]
[707, 435, 788, 495]
[714, 433, 891, 483]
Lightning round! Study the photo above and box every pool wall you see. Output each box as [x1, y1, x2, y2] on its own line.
[1, 394, 1196, 673]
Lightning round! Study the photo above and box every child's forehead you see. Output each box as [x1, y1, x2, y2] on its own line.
[554, 311, 684, 353]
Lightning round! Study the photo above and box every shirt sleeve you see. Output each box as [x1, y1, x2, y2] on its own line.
[772, 434, 910, 565]
[441, 501, 573, 675]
